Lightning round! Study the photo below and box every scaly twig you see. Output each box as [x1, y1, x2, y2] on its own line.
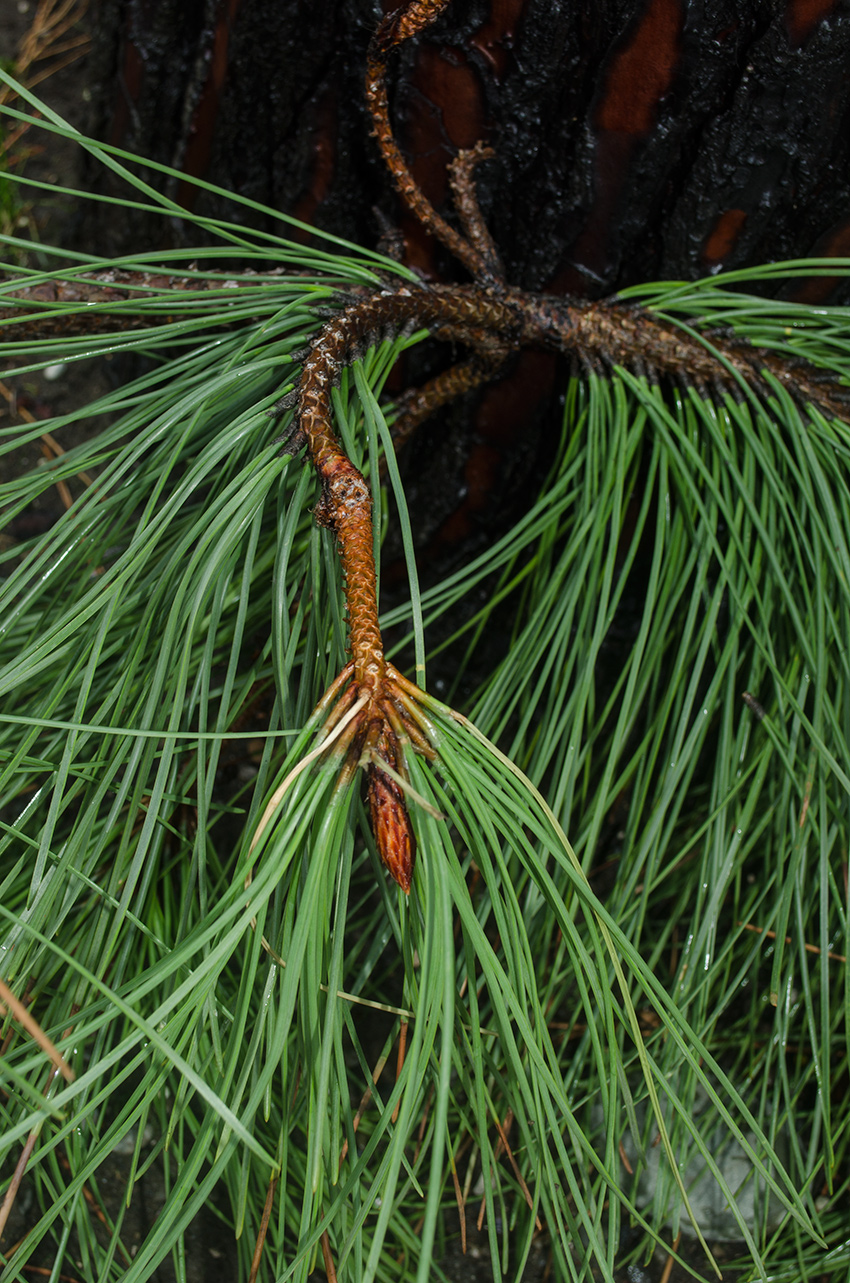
[280, 0, 850, 893]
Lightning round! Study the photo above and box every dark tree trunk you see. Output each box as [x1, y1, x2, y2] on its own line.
[83, 0, 850, 557]
[88, 0, 850, 295]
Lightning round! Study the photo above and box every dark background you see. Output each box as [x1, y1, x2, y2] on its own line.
[87, 0, 850, 295]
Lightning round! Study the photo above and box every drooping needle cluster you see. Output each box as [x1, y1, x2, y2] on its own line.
[287, 0, 850, 891]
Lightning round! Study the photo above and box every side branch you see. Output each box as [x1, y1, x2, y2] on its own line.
[366, 1, 499, 284]
[0, 268, 290, 339]
[566, 301, 850, 422]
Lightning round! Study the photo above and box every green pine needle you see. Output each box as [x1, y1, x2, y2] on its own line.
[1, 77, 849, 1283]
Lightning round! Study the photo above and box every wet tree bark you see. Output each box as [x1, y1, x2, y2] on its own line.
[87, 0, 850, 293]
[83, 0, 850, 555]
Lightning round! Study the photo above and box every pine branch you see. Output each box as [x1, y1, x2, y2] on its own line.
[0, 266, 296, 337]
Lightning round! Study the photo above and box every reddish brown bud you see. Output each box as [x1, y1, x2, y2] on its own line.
[367, 763, 415, 893]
